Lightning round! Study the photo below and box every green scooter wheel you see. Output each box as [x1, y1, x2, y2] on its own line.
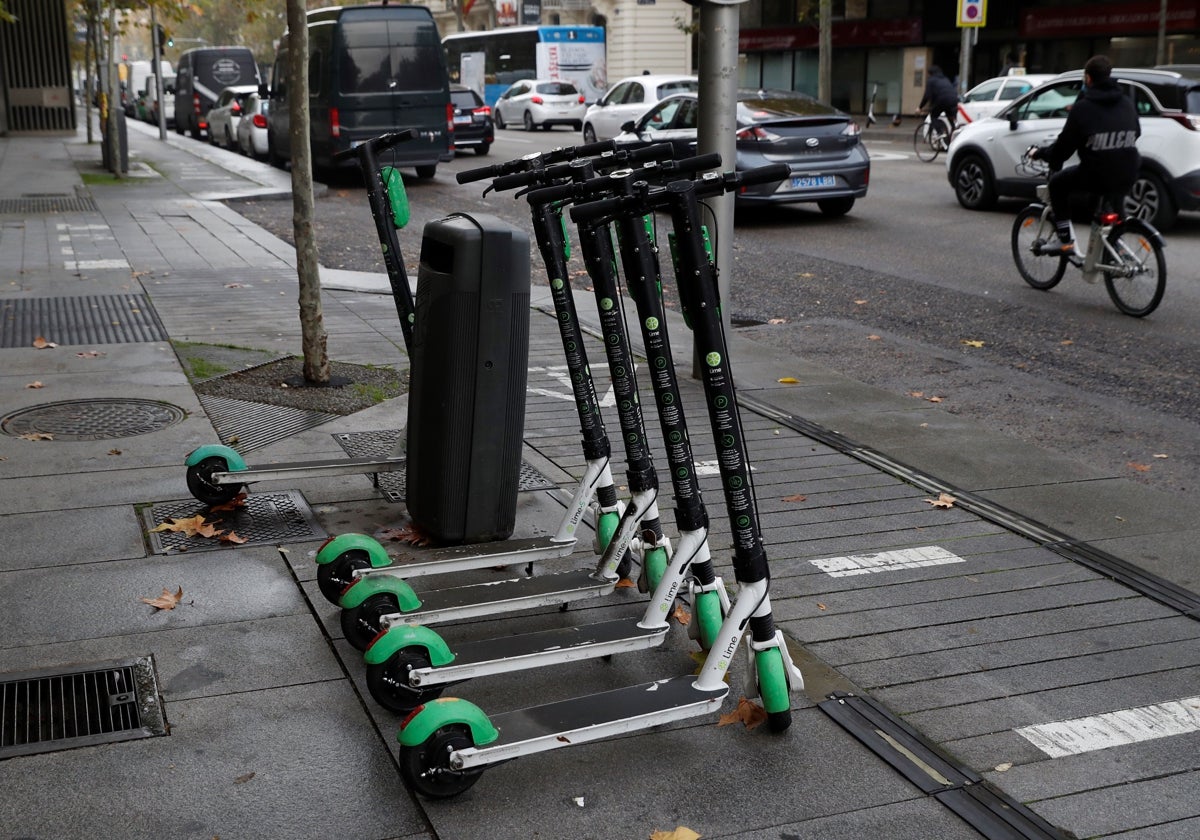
[755, 647, 792, 732]
[400, 725, 484, 799]
[694, 590, 723, 652]
[341, 593, 398, 651]
[317, 549, 371, 604]
[367, 648, 443, 714]
[643, 546, 668, 593]
[185, 455, 245, 507]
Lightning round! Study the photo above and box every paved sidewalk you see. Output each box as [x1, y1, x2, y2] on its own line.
[1, 118, 1199, 840]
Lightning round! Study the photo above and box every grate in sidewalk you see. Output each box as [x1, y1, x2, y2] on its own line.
[0, 294, 168, 348]
[197, 394, 339, 453]
[0, 656, 167, 760]
[0, 194, 98, 215]
[142, 490, 327, 554]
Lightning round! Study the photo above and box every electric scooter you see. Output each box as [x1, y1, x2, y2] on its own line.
[332, 148, 703, 651]
[358, 153, 735, 714]
[391, 164, 803, 799]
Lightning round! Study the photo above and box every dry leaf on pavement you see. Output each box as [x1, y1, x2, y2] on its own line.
[18, 432, 54, 441]
[777, 376, 799, 384]
[150, 514, 220, 539]
[615, 577, 636, 589]
[25, 381, 44, 389]
[671, 604, 691, 626]
[141, 586, 183, 611]
[32, 336, 57, 349]
[380, 524, 433, 546]
[961, 339, 985, 348]
[924, 492, 957, 509]
[717, 696, 767, 731]
[208, 492, 248, 512]
[650, 828, 701, 840]
[1128, 462, 1151, 472]
[781, 494, 807, 503]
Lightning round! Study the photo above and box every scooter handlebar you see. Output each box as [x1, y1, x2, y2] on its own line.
[330, 128, 417, 163]
[457, 139, 619, 184]
[527, 152, 723, 208]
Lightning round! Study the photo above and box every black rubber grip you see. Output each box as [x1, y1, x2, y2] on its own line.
[330, 128, 417, 163]
[735, 162, 790, 187]
[547, 139, 616, 162]
[526, 182, 575, 205]
[673, 152, 722, 176]
[492, 160, 576, 193]
[569, 194, 634, 225]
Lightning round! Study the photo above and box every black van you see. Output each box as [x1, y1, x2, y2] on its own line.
[174, 46, 261, 139]
[267, 4, 453, 178]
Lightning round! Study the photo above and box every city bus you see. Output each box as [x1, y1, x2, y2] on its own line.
[443, 25, 605, 106]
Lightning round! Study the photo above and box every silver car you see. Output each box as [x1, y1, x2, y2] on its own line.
[494, 79, 586, 132]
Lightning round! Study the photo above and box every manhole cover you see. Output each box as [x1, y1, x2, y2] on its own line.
[1, 399, 186, 440]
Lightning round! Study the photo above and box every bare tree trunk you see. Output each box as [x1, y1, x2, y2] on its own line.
[84, 7, 94, 143]
[286, 0, 330, 384]
[105, 1, 121, 176]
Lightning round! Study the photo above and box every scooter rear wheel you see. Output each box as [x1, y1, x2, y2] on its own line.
[341, 593, 398, 651]
[367, 648, 443, 714]
[399, 725, 484, 799]
[317, 550, 371, 604]
[186, 455, 245, 506]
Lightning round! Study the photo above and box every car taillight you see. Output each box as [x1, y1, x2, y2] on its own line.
[842, 121, 861, 136]
[231, 103, 241, 115]
[473, 105, 491, 116]
[577, 95, 585, 104]
[252, 113, 268, 129]
[447, 102, 455, 133]
[330, 106, 340, 139]
[736, 125, 781, 142]
[1101, 211, 1121, 225]
[193, 93, 200, 115]
[1164, 112, 1200, 131]
[531, 95, 544, 105]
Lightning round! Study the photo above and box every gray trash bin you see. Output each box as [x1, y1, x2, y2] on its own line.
[406, 212, 531, 544]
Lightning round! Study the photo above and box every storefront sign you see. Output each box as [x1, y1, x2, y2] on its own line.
[1021, 0, 1198, 38]
[740, 18, 922, 52]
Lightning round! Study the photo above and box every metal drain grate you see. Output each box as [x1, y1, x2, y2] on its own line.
[197, 395, 340, 453]
[1, 398, 186, 440]
[0, 656, 166, 760]
[0, 294, 168, 348]
[333, 429, 556, 503]
[142, 490, 327, 554]
[0, 194, 99, 215]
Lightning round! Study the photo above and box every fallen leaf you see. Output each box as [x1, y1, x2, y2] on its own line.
[781, 494, 807, 503]
[220, 531, 248, 545]
[867, 334, 881, 341]
[1153, 453, 1169, 459]
[925, 492, 957, 509]
[798, 272, 813, 278]
[150, 514, 221, 538]
[961, 339, 985, 348]
[615, 577, 636, 589]
[927, 395, 943, 403]
[994, 762, 1012, 772]
[717, 697, 767, 731]
[1060, 339, 1074, 346]
[816, 602, 827, 611]
[650, 828, 701, 840]
[671, 604, 691, 626]
[18, 432, 54, 441]
[141, 586, 183, 611]
[380, 524, 433, 546]
[234, 772, 255, 784]
[767, 317, 787, 325]
[909, 390, 925, 398]
[776, 376, 800, 384]
[919, 422, 929, 428]
[1128, 462, 1151, 472]
[556, 735, 571, 743]
[108, 448, 122, 456]
[854, 299, 868, 305]
[208, 493, 248, 512]
[25, 381, 44, 389]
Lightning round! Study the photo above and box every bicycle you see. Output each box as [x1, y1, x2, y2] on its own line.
[1010, 149, 1167, 317]
[913, 110, 956, 162]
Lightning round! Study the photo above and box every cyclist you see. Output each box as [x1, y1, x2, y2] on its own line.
[1028, 55, 1140, 259]
[917, 65, 959, 147]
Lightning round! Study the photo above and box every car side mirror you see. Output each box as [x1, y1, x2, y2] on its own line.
[621, 120, 635, 132]
[1009, 113, 1019, 129]
[259, 83, 269, 99]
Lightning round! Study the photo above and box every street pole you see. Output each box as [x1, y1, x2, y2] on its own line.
[151, 4, 166, 140]
[1157, 0, 1168, 65]
[691, 0, 744, 374]
[959, 25, 971, 96]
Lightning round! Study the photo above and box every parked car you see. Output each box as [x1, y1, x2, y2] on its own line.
[958, 72, 1056, 123]
[235, 92, 270, 159]
[582, 74, 698, 143]
[494, 79, 586, 131]
[206, 84, 258, 150]
[450, 84, 494, 155]
[946, 67, 1200, 229]
[613, 89, 869, 217]
[175, 46, 260, 140]
[144, 74, 175, 128]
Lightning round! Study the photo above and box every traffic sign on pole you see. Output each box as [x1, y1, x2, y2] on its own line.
[957, 0, 985, 27]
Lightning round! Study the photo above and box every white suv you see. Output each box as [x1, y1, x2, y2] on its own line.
[582, 74, 698, 143]
[946, 67, 1200, 230]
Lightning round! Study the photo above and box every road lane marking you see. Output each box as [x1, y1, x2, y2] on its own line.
[1016, 696, 1200, 758]
[810, 546, 963, 577]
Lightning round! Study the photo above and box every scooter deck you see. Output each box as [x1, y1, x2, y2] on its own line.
[385, 568, 618, 627]
[215, 455, 405, 485]
[411, 617, 670, 686]
[457, 675, 729, 767]
[363, 536, 577, 580]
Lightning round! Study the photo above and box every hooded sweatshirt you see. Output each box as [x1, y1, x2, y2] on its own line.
[1045, 78, 1141, 190]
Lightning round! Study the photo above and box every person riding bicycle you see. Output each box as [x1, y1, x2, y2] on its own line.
[1028, 55, 1140, 259]
[917, 65, 958, 146]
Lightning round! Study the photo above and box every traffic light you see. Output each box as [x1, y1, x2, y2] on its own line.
[957, 0, 985, 27]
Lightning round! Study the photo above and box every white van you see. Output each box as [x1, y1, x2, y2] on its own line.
[123, 60, 172, 118]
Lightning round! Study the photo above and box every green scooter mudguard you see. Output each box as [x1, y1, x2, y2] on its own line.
[398, 697, 499, 747]
[316, 533, 392, 569]
[338, 574, 421, 612]
[185, 444, 247, 471]
[365, 624, 454, 667]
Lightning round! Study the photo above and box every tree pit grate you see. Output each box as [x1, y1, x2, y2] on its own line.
[197, 394, 339, 453]
[1, 398, 186, 440]
[0, 656, 166, 760]
[141, 490, 327, 554]
[333, 429, 556, 503]
[0, 194, 98, 215]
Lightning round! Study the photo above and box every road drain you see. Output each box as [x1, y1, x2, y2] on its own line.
[0, 656, 166, 760]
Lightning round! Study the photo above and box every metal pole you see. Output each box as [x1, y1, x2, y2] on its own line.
[959, 25, 971, 97]
[151, 4, 166, 140]
[1157, 0, 1168, 66]
[693, 0, 744, 374]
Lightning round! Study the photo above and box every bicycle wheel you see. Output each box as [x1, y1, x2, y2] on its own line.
[1012, 206, 1067, 290]
[913, 122, 939, 162]
[1103, 219, 1166, 317]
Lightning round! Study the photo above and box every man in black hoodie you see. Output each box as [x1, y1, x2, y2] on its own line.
[1030, 55, 1140, 256]
[918, 65, 959, 146]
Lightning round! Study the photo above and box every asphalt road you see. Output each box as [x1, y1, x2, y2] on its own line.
[226, 127, 1200, 500]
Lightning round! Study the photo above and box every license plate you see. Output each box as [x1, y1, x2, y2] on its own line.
[791, 175, 836, 189]
[453, 115, 471, 124]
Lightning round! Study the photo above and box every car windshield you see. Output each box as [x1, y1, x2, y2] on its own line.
[1009, 80, 1082, 121]
[451, 91, 477, 108]
[736, 93, 838, 121]
[536, 82, 577, 95]
[656, 80, 698, 98]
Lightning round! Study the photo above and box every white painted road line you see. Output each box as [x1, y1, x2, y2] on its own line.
[1016, 696, 1200, 758]
[810, 546, 963, 577]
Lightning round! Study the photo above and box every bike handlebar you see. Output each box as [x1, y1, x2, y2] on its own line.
[330, 129, 417, 164]
[456, 139, 617, 184]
